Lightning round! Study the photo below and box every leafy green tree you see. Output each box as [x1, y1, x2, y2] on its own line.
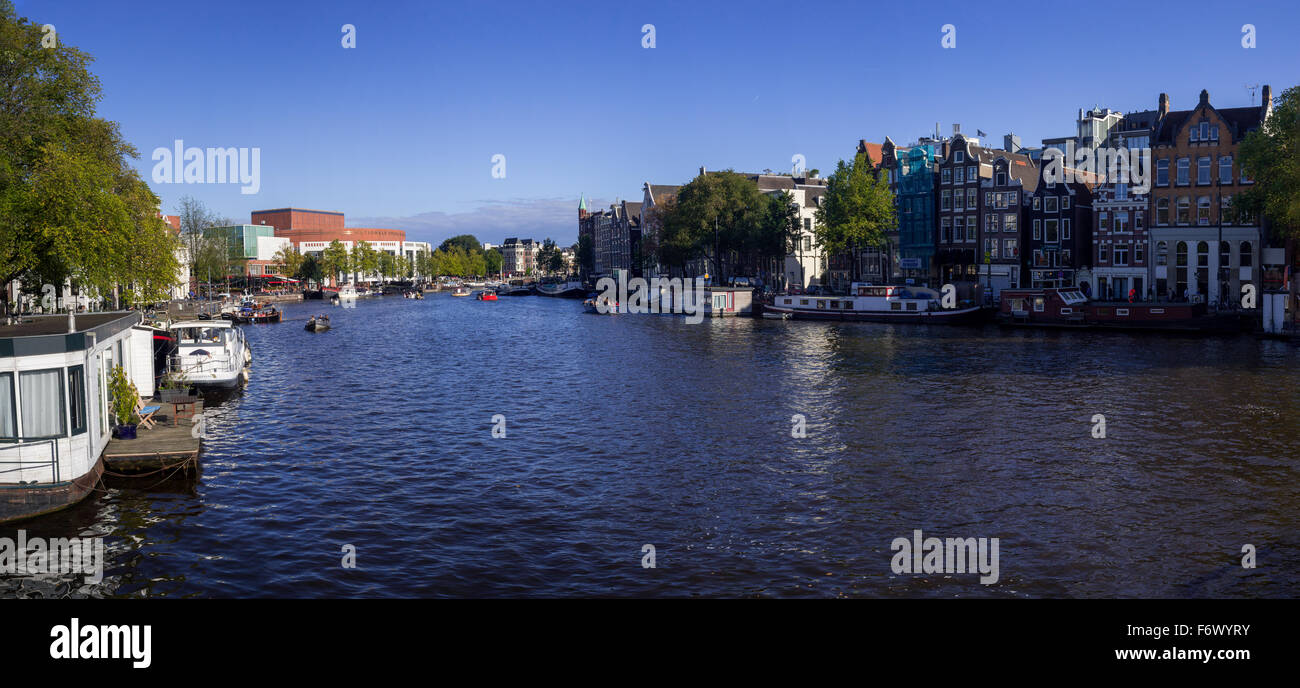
[537, 238, 560, 276]
[297, 254, 323, 286]
[272, 243, 305, 279]
[438, 234, 482, 255]
[1232, 85, 1300, 239]
[319, 240, 351, 286]
[814, 151, 896, 283]
[0, 3, 179, 314]
[576, 234, 595, 280]
[657, 170, 776, 281]
[483, 247, 503, 276]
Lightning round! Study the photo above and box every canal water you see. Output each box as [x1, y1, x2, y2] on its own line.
[5, 294, 1299, 597]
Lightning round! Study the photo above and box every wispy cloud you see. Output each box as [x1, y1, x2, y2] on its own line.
[350, 197, 608, 248]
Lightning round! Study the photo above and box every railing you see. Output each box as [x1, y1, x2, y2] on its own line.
[169, 353, 239, 377]
[0, 439, 61, 484]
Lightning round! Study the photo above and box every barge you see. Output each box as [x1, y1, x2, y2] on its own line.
[765, 283, 985, 324]
[998, 288, 1248, 333]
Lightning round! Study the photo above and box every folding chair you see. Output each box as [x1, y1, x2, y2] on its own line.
[136, 398, 162, 429]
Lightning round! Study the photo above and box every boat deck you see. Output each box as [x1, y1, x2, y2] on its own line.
[103, 401, 203, 475]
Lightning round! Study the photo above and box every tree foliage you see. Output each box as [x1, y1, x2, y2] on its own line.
[814, 152, 895, 281]
[655, 171, 795, 280]
[1232, 85, 1300, 239]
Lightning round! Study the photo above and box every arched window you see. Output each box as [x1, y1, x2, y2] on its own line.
[1157, 241, 1168, 266]
[1196, 241, 1209, 267]
[1176, 241, 1188, 267]
[1220, 241, 1230, 267]
[1240, 241, 1252, 267]
[1156, 198, 1170, 225]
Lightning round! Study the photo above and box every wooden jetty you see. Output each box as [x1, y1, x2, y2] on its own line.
[102, 401, 203, 476]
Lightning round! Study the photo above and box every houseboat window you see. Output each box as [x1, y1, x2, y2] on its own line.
[1061, 307, 1073, 314]
[1008, 298, 1026, 312]
[1117, 309, 1130, 316]
[0, 373, 15, 441]
[906, 302, 918, 311]
[799, 299, 809, 306]
[19, 369, 66, 440]
[68, 365, 87, 436]
[891, 302, 902, 311]
[1033, 297, 1045, 312]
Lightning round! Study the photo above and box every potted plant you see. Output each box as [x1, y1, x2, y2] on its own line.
[108, 364, 140, 440]
[157, 370, 197, 404]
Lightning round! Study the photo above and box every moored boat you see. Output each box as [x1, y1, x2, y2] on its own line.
[535, 280, 586, 298]
[451, 286, 471, 297]
[997, 287, 1248, 333]
[166, 319, 250, 388]
[764, 283, 985, 324]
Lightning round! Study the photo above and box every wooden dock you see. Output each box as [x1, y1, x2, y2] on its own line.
[102, 401, 203, 476]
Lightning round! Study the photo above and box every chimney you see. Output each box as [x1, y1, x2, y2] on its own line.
[699, 165, 706, 177]
[953, 123, 961, 135]
[1199, 89, 1210, 107]
[1262, 84, 1272, 110]
[1158, 92, 1169, 118]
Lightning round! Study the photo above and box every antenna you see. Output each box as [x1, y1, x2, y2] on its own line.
[1245, 83, 1260, 105]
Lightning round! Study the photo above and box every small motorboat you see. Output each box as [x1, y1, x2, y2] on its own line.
[451, 287, 471, 297]
[305, 315, 331, 332]
[582, 295, 617, 314]
[233, 300, 282, 324]
[476, 290, 498, 301]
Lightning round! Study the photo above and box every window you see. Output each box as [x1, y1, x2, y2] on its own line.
[996, 171, 1007, 186]
[1099, 244, 1109, 263]
[1114, 211, 1129, 234]
[1004, 239, 1017, 258]
[1033, 197, 1041, 210]
[19, 369, 65, 439]
[1219, 156, 1232, 184]
[1061, 248, 1072, 265]
[1189, 126, 1198, 143]
[995, 192, 1005, 208]
[1157, 241, 1168, 266]
[1176, 241, 1188, 267]
[1033, 219, 1042, 240]
[803, 236, 811, 252]
[1176, 158, 1189, 185]
[1157, 198, 1170, 225]
[1240, 242, 1252, 266]
[955, 151, 964, 163]
[1135, 212, 1144, 230]
[1157, 159, 1169, 186]
[985, 237, 998, 259]
[941, 217, 952, 243]
[1062, 196, 1070, 209]
[1033, 297, 1045, 312]
[0, 373, 14, 441]
[1211, 125, 1219, 141]
[1198, 157, 1210, 185]
[1045, 197, 1058, 213]
[954, 167, 964, 184]
[967, 216, 977, 240]
[1200, 122, 1209, 140]
[941, 190, 951, 210]
[1221, 195, 1232, 225]
[68, 365, 86, 436]
[967, 188, 977, 208]
[954, 216, 964, 242]
[803, 218, 811, 231]
[1062, 218, 1071, 239]
[968, 166, 977, 181]
[1197, 197, 1210, 225]
[1032, 249, 1046, 267]
[1009, 191, 1018, 205]
[942, 168, 951, 184]
[1099, 212, 1110, 231]
[1114, 244, 1129, 266]
[1045, 219, 1059, 243]
[1220, 241, 1231, 268]
[986, 213, 999, 233]
[1004, 214, 1017, 233]
[1176, 197, 1190, 224]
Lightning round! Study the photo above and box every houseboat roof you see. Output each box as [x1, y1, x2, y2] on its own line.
[0, 312, 141, 339]
[0, 312, 142, 358]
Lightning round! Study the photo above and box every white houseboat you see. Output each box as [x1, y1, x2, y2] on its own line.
[765, 283, 986, 324]
[0, 312, 155, 523]
[166, 320, 251, 388]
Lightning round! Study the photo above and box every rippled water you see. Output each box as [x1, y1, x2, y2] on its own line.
[4, 294, 1299, 598]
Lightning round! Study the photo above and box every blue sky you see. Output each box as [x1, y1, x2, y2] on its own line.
[16, 0, 1300, 247]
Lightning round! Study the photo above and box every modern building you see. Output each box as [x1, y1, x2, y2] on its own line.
[250, 207, 431, 284]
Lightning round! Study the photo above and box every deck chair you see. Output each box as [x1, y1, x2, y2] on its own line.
[136, 398, 162, 429]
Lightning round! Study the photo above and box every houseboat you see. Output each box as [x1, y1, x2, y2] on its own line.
[166, 320, 251, 388]
[451, 286, 471, 297]
[535, 280, 586, 299]
[499, 283, 533, 296]
[0, 312, 155, 523]
[998, 288, 1248, 333]
[338, 284, 358, 303]
[764, 283, 985, 324]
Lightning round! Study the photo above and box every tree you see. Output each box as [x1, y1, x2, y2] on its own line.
[537, 238, 560, 276]
[814, 151, 896, 284]
[0, 3, 180, 314]
[657, 170, 774, 282]
[297, 254, 323, 286]
[576, 234, 595, 280]
[319, 240, 351, 286]
[1231, 85, 1300, 239]
[350, 240, 379, 282]
[483, 247, 503, 276]
[272, 243, 305, 279]
[438, 234, 482, 255]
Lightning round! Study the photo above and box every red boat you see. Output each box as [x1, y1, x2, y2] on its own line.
[998, 287, 1246, 333]
[476, 290, 498, 301]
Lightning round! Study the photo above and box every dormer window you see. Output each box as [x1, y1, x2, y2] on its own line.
[996, 171, 1007, 186]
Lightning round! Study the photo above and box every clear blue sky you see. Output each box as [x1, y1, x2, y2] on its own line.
[17, 0, 1300, 247]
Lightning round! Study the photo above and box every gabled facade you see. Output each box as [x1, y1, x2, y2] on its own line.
[1025, 166, 1094, 290]
[978, 152, 1038, 295]
[1150, 87, 1273, 304]
[935, 134, 985, 284]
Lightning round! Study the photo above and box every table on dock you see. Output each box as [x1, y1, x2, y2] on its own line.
[103, 401, 203, 475]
